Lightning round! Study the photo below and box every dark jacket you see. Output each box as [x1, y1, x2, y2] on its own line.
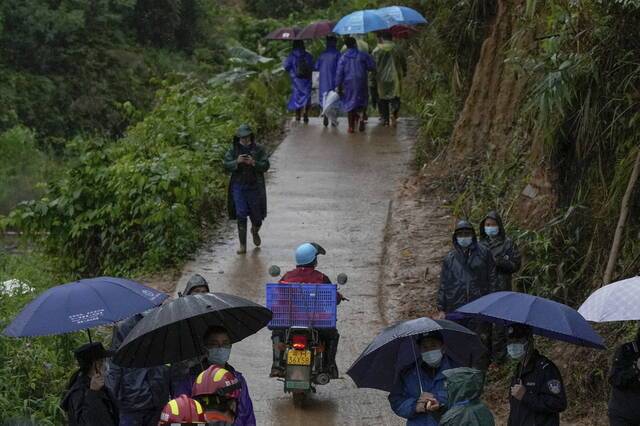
[438, 222, 497, 313]
[608, 339, 640, 422]
[479, 211, 521, 292]
[223, 137, 269, 221]
[61, 372, 119, 426]
[106, 314, 171, 413]
[508, 350, 567, 426]
[440, 367, 495, 426]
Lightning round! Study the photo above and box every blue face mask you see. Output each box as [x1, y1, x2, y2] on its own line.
[421, 349, 443, 367]
[507, 342, 526, 360]
[484, 226, 500, 237]
[207, 347, 231, 365]
[456, 237, 473, 248]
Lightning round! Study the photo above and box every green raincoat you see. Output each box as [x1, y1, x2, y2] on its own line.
[371, 41, 407, 100]
[440, 368, 495, 426]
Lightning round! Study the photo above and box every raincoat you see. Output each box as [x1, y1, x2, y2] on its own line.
[479, 211, 521, 292]
[283, 48, 314, 111]
[315, 40, 341, 107]
[608, 338, 640, 424]
[440, 368, 495, 426]
[371, 40, 407, 100]
[223, 136, 269, 222]
[61, 372, 119, 426]
[388, 356, 456, 426]
[335, 48, 376, 112]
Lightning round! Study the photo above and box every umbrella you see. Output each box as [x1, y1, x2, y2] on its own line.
[297, 20, 336, 40]
[578, 276, 640, 322]
[376, 6, 428, 25]
[3, 277, 167, 338]
[453, 291, 605, 349]
[265, 27, 301, 41]
[347, 317, 486, 392]
[333, 10, 395, 35]
[113, 292, 272, 368]
[390, 24, 419, 40]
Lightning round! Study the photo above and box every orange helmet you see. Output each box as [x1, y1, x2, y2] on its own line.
[192, 365, 242, 423]
[158, 394, 205, 425]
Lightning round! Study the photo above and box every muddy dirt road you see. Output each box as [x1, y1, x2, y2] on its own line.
[177, 118, 413, 425]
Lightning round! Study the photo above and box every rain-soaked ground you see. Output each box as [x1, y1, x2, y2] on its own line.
[177, 117, 413, 425]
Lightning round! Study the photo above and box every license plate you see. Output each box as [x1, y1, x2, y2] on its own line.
[287, 350, 311, 366]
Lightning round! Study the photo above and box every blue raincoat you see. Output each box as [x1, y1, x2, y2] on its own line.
[335, 48, 376, 112]
[315, 40, 341, 107]
[283, 48, 314, 111]
[388, 356, 457, 426]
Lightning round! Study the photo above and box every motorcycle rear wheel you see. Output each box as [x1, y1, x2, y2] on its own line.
[292, 392, 307, 407]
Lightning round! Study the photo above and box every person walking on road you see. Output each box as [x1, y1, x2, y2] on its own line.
[315, 35, 341, 127]
[388, 331, 458, 426]
[284, 40, 314, 123]
[608, 324, 640, 426]
[371, 31, 407, 127]
[479, 211, 521, 364]
[223, 124, 269, 255]
[506, 324, 567, 426]
[437, 220, 497, 369]
[335, 36, 376, 133]
[439, 367, 495, 426]
[61, 342, 119, 426]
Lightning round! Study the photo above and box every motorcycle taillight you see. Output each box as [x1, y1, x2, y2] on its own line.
[291, 334, 308, 350]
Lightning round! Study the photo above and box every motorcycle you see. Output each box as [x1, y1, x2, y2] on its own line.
[266, 265, 348, 405]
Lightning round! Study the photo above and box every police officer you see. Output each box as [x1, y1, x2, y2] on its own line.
[507, 324, 567, 426]
[608, 324, 640, 425]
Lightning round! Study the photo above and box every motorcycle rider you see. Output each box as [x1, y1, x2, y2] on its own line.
[270, 242, 343, 378]
[192, 364, 243, 425]
[158, 394, 206, 425]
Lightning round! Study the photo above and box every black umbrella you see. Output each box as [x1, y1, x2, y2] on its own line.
[113, 293, 272, 368]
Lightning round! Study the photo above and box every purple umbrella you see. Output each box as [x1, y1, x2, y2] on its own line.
[265, 27, 301, 41]
[297, 20, 336, 40]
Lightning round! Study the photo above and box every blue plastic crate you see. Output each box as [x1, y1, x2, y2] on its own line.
[266, 283, 337, 329]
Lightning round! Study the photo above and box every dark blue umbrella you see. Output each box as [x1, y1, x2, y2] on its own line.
[453, 291, 605, 349]
[3, 277, 167, 337]
[347, 317, 486, 392]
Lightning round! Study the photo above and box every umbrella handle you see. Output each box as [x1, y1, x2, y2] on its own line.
[410, 338, 424, 394]
[86, 329, 93, 344]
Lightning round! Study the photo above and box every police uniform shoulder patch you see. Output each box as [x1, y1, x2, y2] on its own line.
[547, 379, 562, 394]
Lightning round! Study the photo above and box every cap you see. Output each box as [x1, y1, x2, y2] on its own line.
[507, 324, 533, 340]
[74, 342, 114, 365]
[236, 124, 253, 138]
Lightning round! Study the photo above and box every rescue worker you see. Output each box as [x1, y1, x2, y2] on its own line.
[507, 324, 567, 426]
[437, 220, 497, 369]
[388, 332, 457, 426]
[270, 243, 343, 378]
[315, 35, 341, 127]
[440, 367, 495, 426]
[335, 36, 376, 133]
[284, 39, 314, 123]
[223, 124, 269, 255]
[61, 342, 119, 426]
[608, 324, 640, 425]
[479, 211, 521, 364]
[371, 31, 407, 127]
[192, 365, 243, 425]
[158, 394, 206, 425]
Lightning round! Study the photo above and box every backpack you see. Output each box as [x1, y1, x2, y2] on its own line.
[295, 56, 312, 79]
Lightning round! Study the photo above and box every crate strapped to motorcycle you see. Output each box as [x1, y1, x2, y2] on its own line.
[265, 283, 338, 329]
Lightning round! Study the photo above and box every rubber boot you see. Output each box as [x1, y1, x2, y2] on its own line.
[327, 333, 340, 379]
[270, 332, 285, 377]
[358, 112, 366, 132]
[347, 112, 355, 133]
[251, 224, 261, 247]
[323, 116, 329, 127]
[237, 219, 247, 254]
[295, 109, 301, 122]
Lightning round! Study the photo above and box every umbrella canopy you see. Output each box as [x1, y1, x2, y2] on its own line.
[376, 6, 428, 25]
[265, 27, 300, 41]
[347, 317, 486, 392]
[298, 20, 335, 40]
[3, 277, 167, 337]
[113, 292, 272, 368]
[453, 291, 605, 349]
[578, 276, 640, 322]
[390, 24, 419, 39]
[333, 10, 395, 35]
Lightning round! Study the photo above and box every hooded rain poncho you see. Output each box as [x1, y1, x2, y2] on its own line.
[284, 48, 314, 111]
[335, 48, 376, 112]
[440, 367, 495, 426]
[371, 40, 407, 100]
[315, 39, 341, 107]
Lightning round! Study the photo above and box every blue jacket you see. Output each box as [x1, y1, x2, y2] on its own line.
[315, 40, 341, 107]
[388, 356, 456, 426]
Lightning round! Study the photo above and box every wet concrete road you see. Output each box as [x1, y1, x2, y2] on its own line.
[178, 118, 413, 425]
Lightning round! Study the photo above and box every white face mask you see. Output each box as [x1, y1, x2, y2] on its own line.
[507, 342, 527, 360]
[456, 237, 473, 248]
[207, 347, 231, 365]
[484, 226, 500, 237]
[421, 349, 443, 367]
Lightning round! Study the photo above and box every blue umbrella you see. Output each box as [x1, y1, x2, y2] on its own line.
[452, 291, 605, 349]
[3, 277, 167, 338]
[347, 317, 486, 392]
[333, 10, 396, 35]
[376, 6, 428, 25]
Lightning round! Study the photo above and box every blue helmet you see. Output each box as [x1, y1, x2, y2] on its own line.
[295, 243, 326, 266]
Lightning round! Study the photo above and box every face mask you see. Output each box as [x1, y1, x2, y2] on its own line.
[507, 342, 526, 360]
[421, 349, 443, 367]
[456, 237, 473, 248]
[207, 347, 231, 365]
[484, 226, 500, 237]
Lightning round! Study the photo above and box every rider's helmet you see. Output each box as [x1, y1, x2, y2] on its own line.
[192, 365, 242, 423]
[295, 242, 326, 266]
[158, 394, 206, 425]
